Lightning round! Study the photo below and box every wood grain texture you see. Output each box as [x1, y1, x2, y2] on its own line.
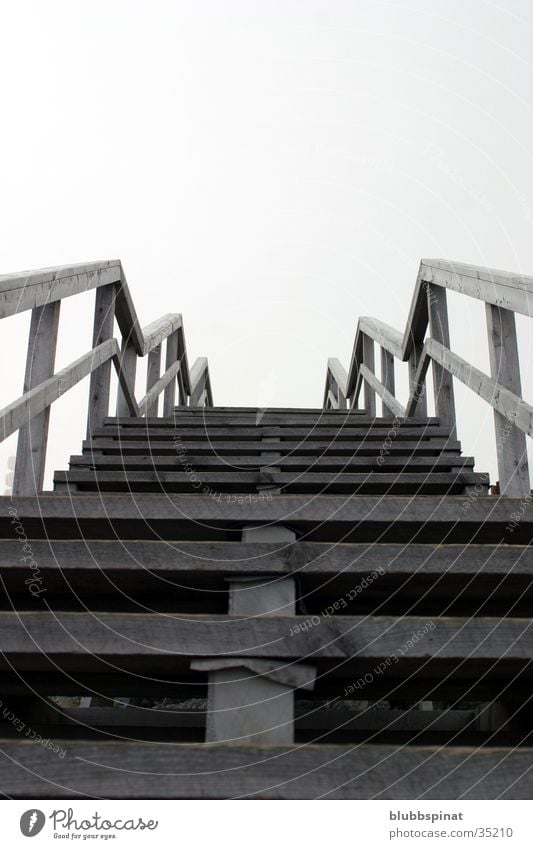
[0, 740, 531, 798]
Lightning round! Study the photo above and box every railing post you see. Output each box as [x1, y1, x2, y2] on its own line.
[163, 330, 179, 416]
[87, 284, 116, 437]
[362, 334, 376, 417]
[116, 339, 137, 417]
[380, 346, 395, 418]
[145, 345, 161, 417]
[485, 304, 530, 496]
[13, 301, 61, 495]
[408, 342, 428, 419]
[427, 284, 456, 437]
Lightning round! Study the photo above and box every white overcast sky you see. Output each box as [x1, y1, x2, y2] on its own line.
[1, 0, 532, 488]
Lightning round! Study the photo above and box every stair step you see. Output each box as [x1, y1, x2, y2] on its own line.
[54, 468, 485, 496]
[1, 740, 530, 798]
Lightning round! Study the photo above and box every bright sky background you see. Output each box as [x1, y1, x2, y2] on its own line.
[1, 0, 532, 488]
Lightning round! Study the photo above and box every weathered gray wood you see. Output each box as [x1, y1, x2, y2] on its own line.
[115, 339, 137, 417]
[85, 437, 463, 455]
[86, 284, 116, 437]
[144, 343, 161, 417]
[360, 364, 405, 419]
[486, 304, 530, 496]
[5, 491, 522, 530]
[139, 359, 181, 417]
[0, 611, 531, 662]
[413, 339, 533, 440]
[427, 283, 456, 439]
[324, 358, 348, 409]
[408, 340, 428, 418]
[420, 258, 533, 320]
[380, 346, 395, 417]
[163, 330, 179, 416]
[141, 314, 182, 357]
[2, 740, 532, 798]
[54, 469, 485, 495]
[0, 340, 120, 444]
[190, 357, 209, 406]
[362, 334, 376, 416]
[0, 260, 121, 319]
[69, 454, 474, 471]
[13, 301, 61, 495]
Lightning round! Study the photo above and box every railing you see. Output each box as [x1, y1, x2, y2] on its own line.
[0, 260, 212, 495]
[324, 259, 533, 497]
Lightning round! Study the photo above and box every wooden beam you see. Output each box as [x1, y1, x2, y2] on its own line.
[362, 334, 376, 416]
[359, 364, 405, 419]
[486, 304, 530, 496]
[0, 340, 119, 444]
[144, 344, 161, 417]
[115, 339, 137, 417]
[163, 330, 179, 416]
[139, 359, 181, 417]
[427, 283, 456, 439]
[86, 284, 116, 437]
[13, 301, 61, 495]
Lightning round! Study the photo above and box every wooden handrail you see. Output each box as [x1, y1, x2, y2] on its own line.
[1, 259, 213, 495]
[325, 258, 532, 496]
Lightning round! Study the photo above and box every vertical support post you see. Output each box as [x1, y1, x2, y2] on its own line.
[198, 524, 314, 744]
[485, 304, 530, 497]
[408, 341, 428, 419]
[116, 340, 137, 417]
[380, 346, 395, 418]
[13, 301, 61, 495]
[163, 330, 179, 416]
[427, 284, 456, 438]
[87, 284, 116, 438]
[177, 368, 187, 406]
[362, 334, 376, 417]
[190, 371, 206, 406]
[145, 345, 161, 417]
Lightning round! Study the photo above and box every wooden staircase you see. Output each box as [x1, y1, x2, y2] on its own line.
[1, 257, 533, 799]
[2, 406, 533, 798]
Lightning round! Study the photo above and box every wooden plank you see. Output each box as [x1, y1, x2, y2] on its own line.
[359, 364, 405, 419]
[0, 612, 532, 662]
[163, 329, 179, 415]
[323, 358, 348, 409]
[69, 454, 475, 471]
[115, 338, 137, 417]
[420, 259, 533, 319]
[427, 283, 456, 439]
[86, 284, 116, 437]
[408, 340, 428, 419]
[0, 486, 533, 545]
[144, 343, 161, 417]
[139, 360, 181, 417]
[0, 340, 119, 444]
[13, 301, 61, 495]
[0, 260, 121, 319]
[486, 304, 530, 496]
[380, 346, 395, 418]
[422, 339, 533, 440]
[362, 334, 376, 416]
[54, 469, 485, 495]
[1, 740, 532, 798]
[141, 314, 182, 357]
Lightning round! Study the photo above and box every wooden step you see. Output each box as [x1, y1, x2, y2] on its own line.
[2, 493, 526, 543]
[69, 454, 475, 472]
[84, 438, 463, 456]
[0, 740, 530, 798]
[54, 469, 485, 495]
